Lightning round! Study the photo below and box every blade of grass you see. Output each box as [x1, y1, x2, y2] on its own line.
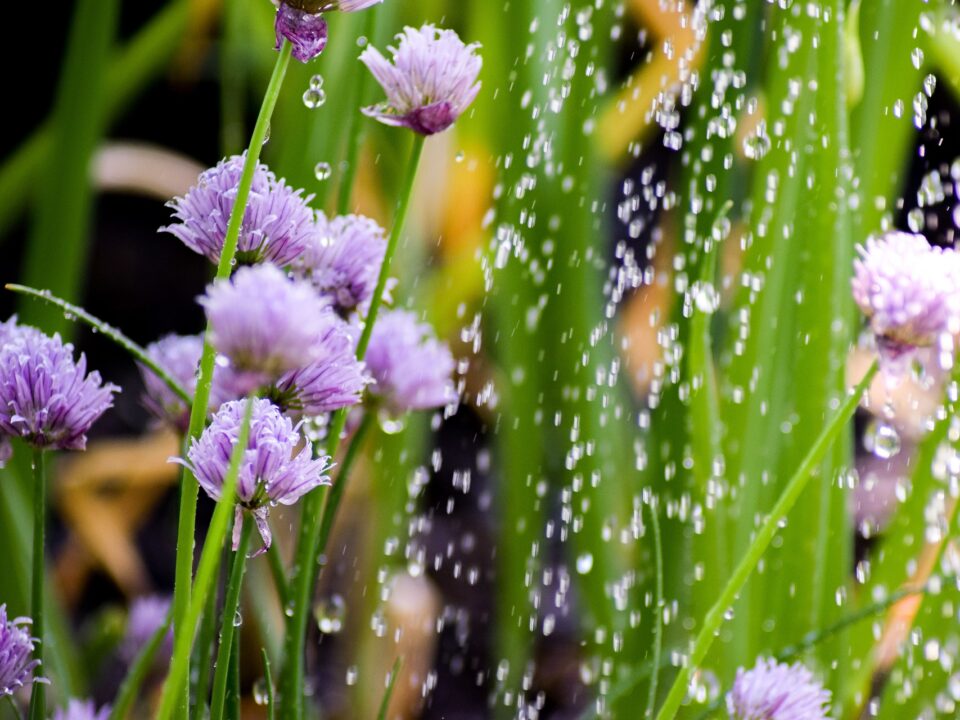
[376, 657, 403, 720]
[655, 362, 877, 720]
[0, 0, 191, 240]
[18, 0, 120, 337]
[109, 612, 173, 720]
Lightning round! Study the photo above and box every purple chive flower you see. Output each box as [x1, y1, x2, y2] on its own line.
[295, 212, 387, 312]
[0, 605, 42, 698]
[364, 310, 457, 412]
[139, 334, 241, 431]
[852, 232, 960, 367]
[51, 699, 111, 720]
[162, 155, 314, 267]
[727, 658, 830, 720]
[274, 0, 381, 63]
[270, 321, 368, 415]
[200, 264, 335, 392]
[119, 595, 172, 665]
[360, 25, 482, 135]
[176, 398, 331, 550]
[0, 330, 118, 451]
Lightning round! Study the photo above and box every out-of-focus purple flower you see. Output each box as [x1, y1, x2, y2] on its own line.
[296, 213, 387, 312]
[0, 605, 42, 698]
[51, 699, 111, 720]
[271, 321, 368, 415]
[176, 398, 331, 550]
[139, 334, 241, 432]
[162, 155, 314, 267]
[120, 595, 172, 665]
[727, 658, 830, 720]
[364, 310, 457, 412]
[0, 330, 118, 451]
[360, 25, 482, 135]
[852, 232, 960, 368]
[200, 265, 335, 392]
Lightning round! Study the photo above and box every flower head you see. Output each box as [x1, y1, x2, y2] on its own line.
[852, 232, 960, 366]
[200, 264, 335, 392]
[727, 658, 830, 720]
[364, 310, 457, 412]
[120, 595, 172, 665]
[0, 330, 118, 451]
[296, 213, 387, 312]
[0, 605, 42, 698]
[177, 398, 331, 549]
[162, 155, 314, 266]
[360, 25, 482, 135]
[139, 335, 240, 431]
[51, 699, 111, 720]
[270, 321, 368, 415]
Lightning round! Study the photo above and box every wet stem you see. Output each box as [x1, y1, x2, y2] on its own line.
[654, 360, 879, 720]
[27, 447, 45, 720]
[169, 39, 292, 719]
[209, 514, 254, 720]
[279, 133, 425, 720]
[157, 397, 256, 720]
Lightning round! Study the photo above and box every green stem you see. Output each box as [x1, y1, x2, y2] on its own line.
[109, 611, 173, 720]
[265, 527, 290, 609]
[376, 657, 403, 720]
[279, 134, 425, 719]
[170, 41, 292, 718]
[191, 559, 221, 717]
[355, 135, 425, 358]
[654, 361, 878, 720]
[262, 648, 276, 720]
[335, 8, 379, 215]
[646, 501, 663, 719]
[5, 696, 24, 720]
[5, 284, 190, 404]
[210, 516, 254, 720]
[27, 448, 45, 720]
[158, 398, 256, 720]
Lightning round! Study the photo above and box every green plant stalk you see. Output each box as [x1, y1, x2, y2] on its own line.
[262, 648, 276, 720]
[221, 0, 248, 155]
[157, 398, 255, 720]
[646, 502, 664, 718]
[335, 8, 379, 215]
[27, 449, 46, 720]
[6, 284, 190, 404]
[280, 134, 425, 720]
[654, 362, 877, 720]
[170, 41, 292, 718]
[376, 657, 403, 720]
[109, 612, 173, 720]
[0, 0, 190, 240]
[191, 560, 222, 717]
[265, 529, 291, 609]
[19, 0, 120, 337]
[227, 629, 241, 720]
[210, 516, 254, 720]
[6, 696, 24, 720]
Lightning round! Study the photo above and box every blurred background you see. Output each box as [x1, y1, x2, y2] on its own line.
[2, 0, 960, 718]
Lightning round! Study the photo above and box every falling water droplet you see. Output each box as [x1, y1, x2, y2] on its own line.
[576, 553, 594, 574]
[912, 47, 925, 70]
[303, 87, 327, 109]
[864, 420, 901, 460]
[309, 74, 324, 90]
[313, 594, 346, 634]
[314, 162, 332, 181]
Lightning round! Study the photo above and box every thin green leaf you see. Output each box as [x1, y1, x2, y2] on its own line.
[377, 657, 403, 720]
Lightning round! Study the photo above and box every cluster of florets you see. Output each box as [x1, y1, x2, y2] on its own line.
[158, 147, 459, 549]
[0, 317, 118, 461]
[852, 231, 960, 373]
[727, 658, 830, 720]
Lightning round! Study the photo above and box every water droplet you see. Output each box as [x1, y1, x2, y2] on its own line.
[378, 408, 407, 434]
[742, 122, 771, 160]
[303, 88, 327, 109]
[309, 74, 324, 90]
[313, 594, 346, 634]
[345, 665, 359, 686]
[455, 150, 465, 163]
[912, 47, 925, 70]
[576, 552, 594, 574]
[864, 420, 901, 460]
[314, 162, 332, 181]
[233, 610, 243, 627]
[253, 677, 271, 705]
[907, 207, 925, 232]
